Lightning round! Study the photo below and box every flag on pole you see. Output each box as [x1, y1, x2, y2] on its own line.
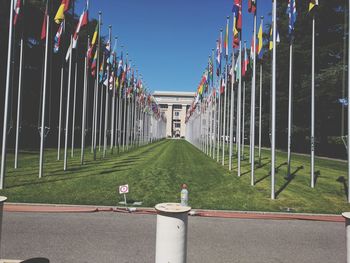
[248, 0, 256, 14]
[309, 0, 318, 13]
[224, 18, 229, 57]
[54, 0, 70, 24]
[257, 20, 264, 59]
[13, 0, 21, 26]
[242, 46, 248, 77]
[54, 22, 64, 53]
[72, 0, 89, 49]
[220, 75, 226, 94]
[269, 25, 280, 50]
[287, 0, 297, 40]
[216, 37, 222, 76]
[232, 0, 242, 31]
[41, 7, 47, 41]
[91, 50, 98, 77]
[88, 24, 99, 60]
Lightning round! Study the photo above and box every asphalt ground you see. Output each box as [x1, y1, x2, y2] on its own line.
[0, 211, 345, 263]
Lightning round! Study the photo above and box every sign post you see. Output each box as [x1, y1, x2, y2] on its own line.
[119, 184, 129, 210]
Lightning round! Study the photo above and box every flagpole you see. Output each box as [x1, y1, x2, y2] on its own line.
[14, 35, 24, 169]
[64, 37, 73, 171]
[71, 59, 78, 157]
[348, 0, 350, 203]
[103, 25, 112, 157]
[242, 79, 246, 160]
[237, 39, 242, 177]
[229, 50, 235, 171]
[310, 13, 316, 188]
[110, 37, 117, 152]
[0, 0, 15, 187]
[250, 11, 257, 185]
[57, 64, 64, 160]
[39, 1, 50, 178]
[81, 37, 89, 165]
[271, 0, 277, 199]
[287, 41, 293, 178]
[258, 16, 264, 166]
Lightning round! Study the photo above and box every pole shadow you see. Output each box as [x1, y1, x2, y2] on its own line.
[275, 165, 304, 198]
[337, 176, 348, 198]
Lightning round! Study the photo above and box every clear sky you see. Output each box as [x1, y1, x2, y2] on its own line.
[75, 0, 273, 93]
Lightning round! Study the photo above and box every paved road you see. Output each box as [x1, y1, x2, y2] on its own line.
[0, 211, 345, 263]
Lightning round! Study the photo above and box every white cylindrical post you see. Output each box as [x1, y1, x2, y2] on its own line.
[343, 213, 350, 262]
[311, 15, 315, 188]
[155, 203, 191, 263]
[287, 43, 293, 178]
[0, 196, 7, 256]
[57, 66, 64, 161]
[348, 0, 350, 203]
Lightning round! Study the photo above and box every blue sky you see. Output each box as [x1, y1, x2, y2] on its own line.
[75, 0, 273, 93]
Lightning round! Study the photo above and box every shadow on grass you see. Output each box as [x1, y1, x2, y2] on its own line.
[337, 176, 348, 198]
[275, 166, 304, 198]
[314, 170, 321, 186]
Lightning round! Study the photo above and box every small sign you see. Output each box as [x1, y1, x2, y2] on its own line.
[119, 184, 129, 194]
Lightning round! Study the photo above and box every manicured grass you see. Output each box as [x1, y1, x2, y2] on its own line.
[0, 139, 349, 214]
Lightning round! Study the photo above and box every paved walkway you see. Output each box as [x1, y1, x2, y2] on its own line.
[1, 210, 345, 263]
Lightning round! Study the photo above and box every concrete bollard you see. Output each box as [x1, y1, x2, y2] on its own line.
[343, 212, 350, 263]
[155, 203, 191, 263]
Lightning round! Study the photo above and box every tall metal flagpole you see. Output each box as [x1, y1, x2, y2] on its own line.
[229, 50, 235, 171]
[242, 79, 246, 160]
[81, 37, 89, 165]
[251, 11, 257, 185]
[71, 59, 78, 157]
[222, 18, 229, 166]
[103, 25, 112, 157]
[110, 37, 117, 152]
[287, 40, 293, 178]
[348, 0, 350, 203]
[58, 63, 64, 160]
[310, 11, 316, 188]
[15, 34, 24, 169]
[64, 37, 73, 171]
[271, 0, 277, 199]
[237, 39, 242, 177]
[39, 2, 50, 178]
[258, 16, 264, 166]
[93, 12, 102, 160]
[0, 0, 15, 187]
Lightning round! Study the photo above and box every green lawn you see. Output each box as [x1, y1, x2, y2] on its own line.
[0, 139, 349, 214]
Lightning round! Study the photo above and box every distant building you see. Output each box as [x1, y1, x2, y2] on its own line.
[153, 91, 196, 137]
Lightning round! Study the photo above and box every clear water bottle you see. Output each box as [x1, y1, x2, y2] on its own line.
[180, 183, 188, 206]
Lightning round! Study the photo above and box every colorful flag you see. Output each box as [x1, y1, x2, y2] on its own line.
[309, 0, 318, 13]
[41, 8, 47, 40]
[248, 0, 256, 14]
[54, 22, 64, 53]
[91, 50, 98, 77]
[287, 0, 297, 40]
[88, 24, 99, 59]
[224, 18, 229, 57]
[232, 0, 242, 32]
[242, 46, 248, 77]
[13, 0, 21, 26]
[220, 75, 226, 94]
[269, 25, 280, 51]
[257, 20, 264, 59]
[72, 0, 89, 49]
[54, 0, 70, 24]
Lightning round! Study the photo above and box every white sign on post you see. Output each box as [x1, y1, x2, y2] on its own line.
[119, 184, 129, 194]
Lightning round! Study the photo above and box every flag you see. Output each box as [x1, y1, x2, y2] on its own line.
[13, 0, 21, 26]
[257, 20, 264, 59]
[216, 32, 222, 76]
[54, 22, 64, 53]
[54, 0, 70, 24]
[248, 0, 256, 14]
[339, 98, 349, 106]
[91, 50, 98, 77]
[88, 24, 99, 59]
[269, 25, 280, 51]
[235, 57, 240, 82]
[41, 8, 47, 40]
[309, 0, 318, 13]
[72, 0, 89, 49]
[224, 18, 229, 57]
[232, 0, 242, 32]
[242, 46, 248, 77]
[287, 0, 297, 40]
[220, 76, 226, 94]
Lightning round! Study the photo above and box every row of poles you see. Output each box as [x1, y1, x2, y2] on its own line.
[186, 0, 350, 201]
[0, 0, 167, 189]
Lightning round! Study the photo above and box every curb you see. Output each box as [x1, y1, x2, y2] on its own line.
[3, 203, 345, 223]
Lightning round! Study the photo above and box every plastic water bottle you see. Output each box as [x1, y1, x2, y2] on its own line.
[180, 184, 188, 206]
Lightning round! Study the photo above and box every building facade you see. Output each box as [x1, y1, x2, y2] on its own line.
[153, 91, 195, 137]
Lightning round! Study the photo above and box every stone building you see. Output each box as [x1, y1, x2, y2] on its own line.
[153, 91, 195, 137]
